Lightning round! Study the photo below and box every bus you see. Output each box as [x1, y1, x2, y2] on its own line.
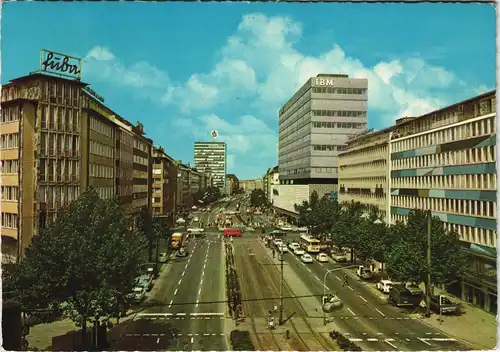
[170, 232, 185, 249]
[299, 234, 321, 253]
[224, 228, 242, 237]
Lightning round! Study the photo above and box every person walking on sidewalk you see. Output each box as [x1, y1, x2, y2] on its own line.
[343, 273, 349, 287]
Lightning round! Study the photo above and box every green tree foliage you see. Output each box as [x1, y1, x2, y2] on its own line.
[297, 192, 340, 236]
[249, 189, 266, 208]
[193, 186, 221, 205]
[8, 187, 143, 346]
[386, 209, 470, 286]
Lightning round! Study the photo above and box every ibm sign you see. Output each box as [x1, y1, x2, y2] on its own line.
[315, 78, 335, 86]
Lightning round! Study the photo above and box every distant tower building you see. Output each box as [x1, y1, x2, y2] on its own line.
[193, 138, 227, 192]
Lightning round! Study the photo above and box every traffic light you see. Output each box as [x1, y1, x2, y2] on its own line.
[440, 295, 447, 306]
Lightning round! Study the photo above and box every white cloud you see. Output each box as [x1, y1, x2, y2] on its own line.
[167, 13, 484, 126]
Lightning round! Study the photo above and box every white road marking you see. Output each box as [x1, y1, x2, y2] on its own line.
[182, 271, 185, 277]
[185, 264, 189, 269]
[190, 312, 224, 316]
[200, 279, 204, 286]
[168, 300, 173, 308]
[174, 288, 178, 295]
[196, 300, 199, 308]
[178, 279, 182, 285]
[137, 312, 173, 316]
[349, 338, 363, 342]
[177, 313, 186, 316]
[144, 333, 150, 337]
[347, 308, 356, 316]
[376, 333, 383, 335]
[157, 338, 160, 343]
[314, 275, 321, 281]
[323, 285, 330, 290]
[347, 285, 354, 291]
[307, 268, 312, 273]
[367, 338, 378, 342]
[203, 333, 210, 336]
[336, 276, 342, 281]
[432, 338, 456, 342]
[418, 338, 432, 346]
[191, 337, 194, 343]
[198, 288, 202, 295]
[203, 263, 206, 270]
[426, 332, 432, 335]
[359, 296, 368, 302]
[385, 339, 398, 349]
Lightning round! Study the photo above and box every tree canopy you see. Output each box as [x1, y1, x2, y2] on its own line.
[297, 191, 339, 236]
[193, 186, 221, 205]
[8, 187, 144, 344]
[249, 189, 267, 208]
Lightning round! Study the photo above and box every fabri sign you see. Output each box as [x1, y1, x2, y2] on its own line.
[315, 78, 335, 86]
[40, 49, 82, 80]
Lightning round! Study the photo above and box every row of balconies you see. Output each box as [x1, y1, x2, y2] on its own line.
[40, 121, 79, 133]
[39, 148, 79, 158]
[38, 174, 79, 183]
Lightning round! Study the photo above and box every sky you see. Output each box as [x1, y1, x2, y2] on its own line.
[2, 3, 496, 180]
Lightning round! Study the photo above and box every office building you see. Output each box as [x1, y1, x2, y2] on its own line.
[193, 141, 226, 192]
[225, 174, 239, 195]
[263, 166, 279, 204]
[0, 72, 153, 262]
[278, 74, 368, 182]
[152, 147, 177, 225]
[338, 90, 497, 314]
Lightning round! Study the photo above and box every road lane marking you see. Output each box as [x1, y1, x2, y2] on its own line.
[168, 300, 173, 308]
[198, 288, 202, 295]
[182, 271, 185, 277]
[190, 312, 224, 316]
[347, 286, 354, 291]
[367, 338, 378, 342]
[204, 333, 210, 336]
[323, 285, 330, 290]
[336, 276, 342, 281]
[426, 332, 432, 335]
[347, 308, 356, 316]
[385, 339, 398, 349]
[177, 313, 186, 316]
[137, 313, 173, 316]
[203, 263, 206, 270]
[200, 279, 204, 286]
[314, 275, 321, 281]
[174, 289, 178, 295]
[359, 296, 368, 303]
[418, 338, 432, 346]
[349, 338, 363, 342]
[191, 337, 194, 343]
[185, 264, 189, 269]
[307, 268, 312, 273]
[432, 338, 456, 342]
[375, 308, 385, 316]
[178, 279, 182, 285]
[157, 338, 160, 343]
[196, 300, 199, 308]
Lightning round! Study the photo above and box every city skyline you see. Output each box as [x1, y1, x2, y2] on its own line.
[2, 2, 495, 179]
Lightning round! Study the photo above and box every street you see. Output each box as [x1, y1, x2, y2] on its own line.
[113, 225, 227, 351]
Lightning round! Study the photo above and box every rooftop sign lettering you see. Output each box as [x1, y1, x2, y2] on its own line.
[315, 78, 334, 86]
[40, 49, 82, 79]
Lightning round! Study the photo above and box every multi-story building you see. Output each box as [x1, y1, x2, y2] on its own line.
[338, 90, 497, 314]
[263, 166, 279, 204]
[193, 141, 226, 192]
[239, 179, 263, 192]
[338, 127, 394, 222]
[274, 74, 367, 222]
[0, 72, 154, 263]
[175, 161, 192, 216]
[225, 174, 239, 195]
[152, 147, 177, 225]
[278, 74, 368, 182]
[132, 124, 152, 215]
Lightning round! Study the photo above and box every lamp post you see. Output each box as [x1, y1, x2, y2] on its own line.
[322, 265, 358, 325]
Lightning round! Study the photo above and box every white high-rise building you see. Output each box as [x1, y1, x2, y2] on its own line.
[193, 141, 226, 192]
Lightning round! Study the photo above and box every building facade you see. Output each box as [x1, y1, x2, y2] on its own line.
[338, 90, 497, 314]
[239, 179, 263, 192]
[0, 72, 154, 263]
[225, 174, 239, 195]
[193, 141, 226, 192]
[278, 74, 368, 182]
[152, 147, 177, 225]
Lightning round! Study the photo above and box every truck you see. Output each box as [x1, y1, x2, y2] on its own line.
[170, 232, 184, 249]
[388, 284, 422, 307]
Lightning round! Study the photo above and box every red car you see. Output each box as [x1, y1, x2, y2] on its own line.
[224, 228, 242, 237]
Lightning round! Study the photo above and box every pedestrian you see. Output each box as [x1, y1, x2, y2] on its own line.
[272, 249, 275, 258]
[343, 273, 349, 287]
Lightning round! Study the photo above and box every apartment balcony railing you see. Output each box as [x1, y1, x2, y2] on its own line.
[48, 174, 55, 182]
[41, 121, 47, 129]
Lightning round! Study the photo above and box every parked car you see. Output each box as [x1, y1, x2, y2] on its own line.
[322, 294, 343, 312]
[158, 252, 168, 263]
[388, 284, 421, 307]
[273, 239, 283, 247]
[288, 242, 300, 250]
[193, 217, 199, 222]
[316, 253, 329, 263]
[405, 282, 424, 296]
[356, 265, 374, 280]
[278, 244, 288, 253]
[301, 253, 313, 263]
[293, 247, 305, 256]
[377, 280, 393, 294]
[331, 252, 347, 262]
[297, 227, 308, 232]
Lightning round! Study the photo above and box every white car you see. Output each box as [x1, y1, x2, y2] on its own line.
[316, 253, 329, 263]
[331, 252, 347, 262]
[293, 247, 305, 256]
[280, 226, 293, 231]
[132, 287, 146, 303]
[377, 280, 393, 294]
[297, 227, 308, 232]
[274, 239, 283, 247]
[158, 252, 168, 263]
[193, 217, 199, 222]
[301, 254, 313, 263]
[278, 244, 288, 253]
[288, 242, 300, 250]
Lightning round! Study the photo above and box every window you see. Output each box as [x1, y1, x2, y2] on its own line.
[0, 133, 19, 149]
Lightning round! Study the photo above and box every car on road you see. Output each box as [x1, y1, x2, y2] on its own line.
[377, 280, 393, 294]
[193, 216, 199, 222]
[356, 265, 374, 280]
[278, 244, 288, 253]
[176, 248, 189, 257]
[131, 287, 146, 303]
[316, 253, 329, 263]
[158, 252, 168, 263]
[293, 247, 305, 256]
[288, 242, 300, 250]
[405, 282, 424, 296]
[279, 226, 293, 231]
[301, 253, 313, 263]
[273, 239, 283, 247]
[331, 252, 347, 262]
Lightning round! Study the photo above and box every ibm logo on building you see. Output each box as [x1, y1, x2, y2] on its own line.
[315, 78, 334, 86]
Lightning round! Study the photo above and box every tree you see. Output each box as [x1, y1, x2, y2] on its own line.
[386, 209, 470, 289]
[9, 188, 143, 348]
[250, 189, 266, 208]
[193, 186, 221, 205]
[136, 206, 153, 261]
[297, 192, 340, 237]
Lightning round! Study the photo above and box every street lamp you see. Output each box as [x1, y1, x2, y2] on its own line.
[322, 265, 358, 325]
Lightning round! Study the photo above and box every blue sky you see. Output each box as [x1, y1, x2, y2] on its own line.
[2, 3, 495, 179]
